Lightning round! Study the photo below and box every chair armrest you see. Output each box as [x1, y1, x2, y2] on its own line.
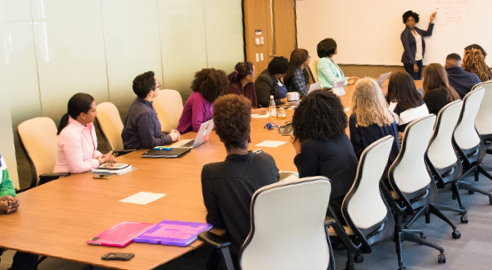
[198, 231, 231, 249]
[324, 216, 336, 227]
[38, 172, 71, 186]
[114, 149, 136, 157]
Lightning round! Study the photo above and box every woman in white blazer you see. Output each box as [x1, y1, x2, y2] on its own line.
[317, 38, 358, 89]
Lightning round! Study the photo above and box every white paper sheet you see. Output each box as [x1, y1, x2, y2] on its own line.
[308, 82, 321, 94]
[255, 140, 287, 147]
[251, 113, 270, 118]
[120, 192, 166, 205]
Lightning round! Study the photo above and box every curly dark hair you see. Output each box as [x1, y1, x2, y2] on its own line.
[267, 56, 289, 75]
[317, 38, 337, 58]
[132, 71, 156, 99]
[213, 94, 252, 151]
[292, 90, 347, 142]
[402, 10, 419, 23]
[465, 44, 487, 57]
[191, 68, 229, 103]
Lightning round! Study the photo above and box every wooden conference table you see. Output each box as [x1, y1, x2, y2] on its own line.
[0, 80, 422, 270]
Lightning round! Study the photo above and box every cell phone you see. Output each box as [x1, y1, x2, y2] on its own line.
[101, 252, 134, 261]
[93, 175, 113, 180]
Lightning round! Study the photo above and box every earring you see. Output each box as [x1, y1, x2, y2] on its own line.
[82, 116, 86, 120]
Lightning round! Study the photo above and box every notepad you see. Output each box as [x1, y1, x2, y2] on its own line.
[87, 222, 154, 247]
[120, 192, 166, 205]
[142, 148, 191, 158]
[133, 220, 213, 247]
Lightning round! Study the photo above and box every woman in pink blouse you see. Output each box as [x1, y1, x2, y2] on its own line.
[53, 93, 116, 173]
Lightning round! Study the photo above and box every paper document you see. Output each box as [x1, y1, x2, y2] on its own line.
[251, 113, 269, 118]
[308, 82, 321, 94]
[255, 140, 287, 148]
[120, 192, 166, 205]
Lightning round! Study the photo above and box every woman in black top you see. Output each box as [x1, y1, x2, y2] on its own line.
[349, 78, 400, 178]
[386, 71, 429, 132]
[290, 90, 358, 218]
[255, 56, 289, 107]
[422, 63, 460, 115]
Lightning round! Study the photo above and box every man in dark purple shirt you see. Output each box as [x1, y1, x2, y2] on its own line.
[122, 71, 180, 149]
[445, 53, 481, 99]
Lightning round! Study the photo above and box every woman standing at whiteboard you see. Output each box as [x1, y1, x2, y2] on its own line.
[400, 10, 436, 80]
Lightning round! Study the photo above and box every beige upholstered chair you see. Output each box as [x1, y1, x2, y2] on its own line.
[153, 89, 183, 133]
[17, 117, 65, 188]
[95, 102, 134, 156]
[308, 59, 319, 82]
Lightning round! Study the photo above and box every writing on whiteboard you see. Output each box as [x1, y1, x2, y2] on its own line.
[435, 0, 469, 26]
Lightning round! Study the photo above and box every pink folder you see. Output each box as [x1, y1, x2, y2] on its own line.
[87, 222, 154, 247]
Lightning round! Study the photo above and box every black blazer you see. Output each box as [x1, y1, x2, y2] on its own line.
[400, 23, 434, 65]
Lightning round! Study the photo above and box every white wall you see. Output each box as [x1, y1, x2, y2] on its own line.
[297, 0, 492, 66]
[0, 0, 244, 183]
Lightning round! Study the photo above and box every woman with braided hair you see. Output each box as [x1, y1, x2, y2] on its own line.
[462, 45, 492, 82]
[290, 90, 357, 217]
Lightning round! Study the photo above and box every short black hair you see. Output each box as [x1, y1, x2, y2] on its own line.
[292, 90, 347, 142]
[446, 53, 461, 61]
[465, 44, 487, 57]
[402, 10, 420, 23]
[317, 38, 337, 58]
[267, 56, 289, 75]
[132, 71, 156, 99]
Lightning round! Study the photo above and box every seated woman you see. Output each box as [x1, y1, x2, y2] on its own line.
[462, 44, 492, 82]
[386, 71, 429, 132]
[226, 62, 259, 108]
[284, 48, 315, 98]
[177, 68, 229, 134]
[201, 94, 279, 268]
[317, 38, 358, 89]
[0, 154, 39, 270]
[122, 71, 180, 149]
[290, 90, 358, 218]
[349, 78, 400, 175]
[422, 63, 460, 115]
[54, 93, 116, 173]
[255, 56, 289, 107]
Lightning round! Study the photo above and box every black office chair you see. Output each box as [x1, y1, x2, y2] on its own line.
[453, 87, 492, 202]
[199, 176, 335, 270]
[328, 136, 396, 270]
[425, 100, 469, 223]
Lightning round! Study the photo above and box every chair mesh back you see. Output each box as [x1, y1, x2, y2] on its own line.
[17, 117, 58, 185]
[241, 177, 331, 270]
[454, 88, 484, 150]
[96, 102, 124, 151]
[392, 115, 436, 193]
[475, 82, 492, 135]
[346, 136, 393, 230]
[427, 100, 462, 169]
[153, 90, 183, 133]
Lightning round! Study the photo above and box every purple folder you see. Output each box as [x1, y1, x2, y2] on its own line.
[87, 221, 155, 247]
[133, 220, 213, 247]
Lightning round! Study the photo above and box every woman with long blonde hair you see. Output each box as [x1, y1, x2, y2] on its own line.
[349, 78, 400, 175]
[422, 63, 459, 115]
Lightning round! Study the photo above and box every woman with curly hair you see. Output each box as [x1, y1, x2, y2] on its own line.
[349, 78, 400, 175]
[201, 94, 279, 269]
[422, 63, 460, 115]
[386, 71, 429, 132]
[400, 10, 436, 79]
[290, 90, 357, 216]
[462, 45, 492, 82]
[177, 68, 229, 133]
[284, 48, 315, 97]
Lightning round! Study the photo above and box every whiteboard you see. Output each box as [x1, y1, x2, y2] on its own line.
[297, 0, 492, 66]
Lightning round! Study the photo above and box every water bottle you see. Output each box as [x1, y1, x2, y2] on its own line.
[268, 95, 276, 120]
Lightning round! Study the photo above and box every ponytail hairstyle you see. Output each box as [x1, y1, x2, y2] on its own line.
[58, 93, 95, 134]
[227, 62, 254, 84]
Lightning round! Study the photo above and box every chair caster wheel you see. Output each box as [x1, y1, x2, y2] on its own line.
[452, 230, 461, 239]
[438, 254, 446, 264]
[354, 253, 364, 263]
[460, 215, 469, 224]
[468, 190, 475, 194]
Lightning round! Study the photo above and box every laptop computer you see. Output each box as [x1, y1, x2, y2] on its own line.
[172, 119, 214, 149]
[377, 72, 392, 86]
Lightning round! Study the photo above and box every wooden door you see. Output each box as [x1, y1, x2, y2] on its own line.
[243, 0, 273, 74]
[272, 0, 297, 59]
[243, 0, 297, 73]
